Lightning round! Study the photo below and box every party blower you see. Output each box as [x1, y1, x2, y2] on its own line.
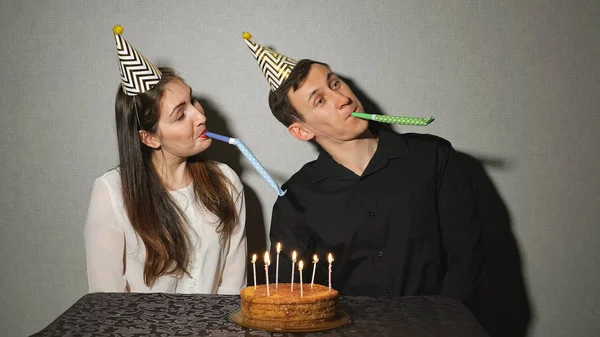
[351, 112, 435, 126]
[205, 132, 285, 196]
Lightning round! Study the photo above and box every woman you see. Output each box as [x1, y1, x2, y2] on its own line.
[84, 26, 246, 294]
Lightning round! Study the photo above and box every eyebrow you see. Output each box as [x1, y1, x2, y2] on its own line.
[307, 72, 335, 104]
[169, 86, 193, 117]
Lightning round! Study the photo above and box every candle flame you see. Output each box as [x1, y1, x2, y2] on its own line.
[328, 253, 334, 263]
[276, 242, 282, 253]
[251, 254, 257, 263]
[313, 254, 319, 263]
[292, 251, 297, 262]
[264, 251, 270, 266]
[298, 260, 304, 270]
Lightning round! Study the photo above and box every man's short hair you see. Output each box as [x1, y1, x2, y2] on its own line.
[268, 59, 329, 127]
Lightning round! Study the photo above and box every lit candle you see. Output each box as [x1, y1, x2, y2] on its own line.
[275, 243, 282, 290]
[251, 254, 257, 289]
[264, 251, 270, 296]
[298, 260, 304, 298]
[290, 251, 297, 291]
[311, 254, 319, 289]
[328, 253, 334, 292]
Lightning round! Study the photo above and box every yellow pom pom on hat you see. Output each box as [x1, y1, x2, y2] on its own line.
[242, 31, 297, 91]
[113, 25, 123, 35]
[113, 25, 162, 96]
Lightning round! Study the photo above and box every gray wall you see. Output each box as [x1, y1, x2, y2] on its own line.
[1, 1, 598, 336]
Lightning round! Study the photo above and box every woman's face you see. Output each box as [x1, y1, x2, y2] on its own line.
[151, 79, 211, 160]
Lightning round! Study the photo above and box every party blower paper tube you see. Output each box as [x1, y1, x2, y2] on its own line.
[351, 112, 435, 126]
[205, 132, 286, 196]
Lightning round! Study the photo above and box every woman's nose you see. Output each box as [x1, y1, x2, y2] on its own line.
[195, 111, 206, 125]
[192, 102, 207, 124]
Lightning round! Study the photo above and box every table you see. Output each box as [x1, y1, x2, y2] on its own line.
[33, 293, 489, 336]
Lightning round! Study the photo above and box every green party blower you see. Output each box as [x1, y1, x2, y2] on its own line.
[351, 112, 435, 126]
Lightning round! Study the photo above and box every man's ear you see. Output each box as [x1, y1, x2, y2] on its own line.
[288, 121, 315, 141]
[139, 130, 161, 149]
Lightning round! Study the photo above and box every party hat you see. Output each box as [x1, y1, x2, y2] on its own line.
[242, 32, 297, 91]
[113, 25, 162, 96]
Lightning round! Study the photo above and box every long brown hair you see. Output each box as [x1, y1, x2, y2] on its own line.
[114, 67, 239, 286]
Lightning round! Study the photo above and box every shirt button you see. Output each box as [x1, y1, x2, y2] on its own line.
[383, 291, 389, 296]
[377, 250, 384, 257]
[368, 212, 375, 217]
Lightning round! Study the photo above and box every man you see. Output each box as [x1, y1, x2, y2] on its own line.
[243, 33, 484, 300]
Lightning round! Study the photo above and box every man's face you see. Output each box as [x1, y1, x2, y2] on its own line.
[287, 64, 368, 144]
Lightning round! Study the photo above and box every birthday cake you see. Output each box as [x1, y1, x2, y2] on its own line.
[240, 283, 339, 328]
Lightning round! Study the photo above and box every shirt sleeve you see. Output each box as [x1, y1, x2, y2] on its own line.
[84, 177, 127, 293]
[436, 140, 485, 301]
[217, 171, 248, 294]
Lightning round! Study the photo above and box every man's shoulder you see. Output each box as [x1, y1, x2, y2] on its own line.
[283, 159, 319, 188]
[398, 131, 450, 146]
[271, 159, 320, 215]
[383, 128, 452, 152]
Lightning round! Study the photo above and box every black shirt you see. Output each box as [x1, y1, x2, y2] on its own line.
[269, 127, 483, 300]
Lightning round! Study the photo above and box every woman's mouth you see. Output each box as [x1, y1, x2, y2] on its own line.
[198, 129, 208, 139]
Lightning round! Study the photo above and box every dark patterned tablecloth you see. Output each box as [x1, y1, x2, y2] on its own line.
[32, 293, 489, 337]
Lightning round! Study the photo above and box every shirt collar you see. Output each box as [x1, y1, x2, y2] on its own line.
[308, 127, 410, 183]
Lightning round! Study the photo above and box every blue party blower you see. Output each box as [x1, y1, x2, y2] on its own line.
[205, 132, 286, 196]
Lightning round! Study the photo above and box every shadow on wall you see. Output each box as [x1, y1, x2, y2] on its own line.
[196, 96, 267, 286]
[459, 152, 533, 337]
[341, 76, 384, 115]
[343, 77, 533, 336]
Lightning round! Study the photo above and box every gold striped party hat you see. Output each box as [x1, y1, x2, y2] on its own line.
[113, 25, 162, 96]
[242, 32, 297, 91]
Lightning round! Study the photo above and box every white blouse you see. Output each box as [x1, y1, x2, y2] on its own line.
[84, 163, 247, 294]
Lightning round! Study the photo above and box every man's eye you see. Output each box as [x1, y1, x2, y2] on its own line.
[332, 81, 340, 89]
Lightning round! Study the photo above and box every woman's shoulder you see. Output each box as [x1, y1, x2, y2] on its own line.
[88, 168, 126, 218]
[91, 168, 123, 199]
[213, 162, 243, 190]
[95, 168, 121, 186]
[213, 162, 238, 179]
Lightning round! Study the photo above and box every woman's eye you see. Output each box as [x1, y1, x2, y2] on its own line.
[332, 81, 340, 89]
[316, 98, 324, 106]
[176, 113, 185, 121]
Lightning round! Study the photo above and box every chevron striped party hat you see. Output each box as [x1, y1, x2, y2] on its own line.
[242, 32, 297, 91]
[112, 25, 162, 96]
